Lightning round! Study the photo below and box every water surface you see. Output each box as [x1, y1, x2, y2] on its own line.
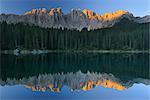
[0, 53, 150, 100]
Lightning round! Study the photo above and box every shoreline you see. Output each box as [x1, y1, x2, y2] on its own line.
[0, 50, 150, 55]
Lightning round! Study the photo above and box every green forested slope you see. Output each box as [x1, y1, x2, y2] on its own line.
[0, 18, 149, 50]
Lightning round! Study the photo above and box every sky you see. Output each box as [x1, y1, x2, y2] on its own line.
[1, 84, 150, 100]
[0, 0, 150, 17]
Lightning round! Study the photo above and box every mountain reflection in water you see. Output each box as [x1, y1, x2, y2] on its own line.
[1, 71, 128, 92]
[0, 53, 150, 100]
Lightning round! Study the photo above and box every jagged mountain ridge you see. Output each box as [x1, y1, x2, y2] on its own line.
[0, 8, 150, 30]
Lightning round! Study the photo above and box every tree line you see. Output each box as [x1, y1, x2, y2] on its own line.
[0, 18, 149, 50]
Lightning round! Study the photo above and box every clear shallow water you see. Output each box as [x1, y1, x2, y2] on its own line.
[0, 53, 150, 100]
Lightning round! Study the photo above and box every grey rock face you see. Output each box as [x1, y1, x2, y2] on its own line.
[0, 8, 149, 30]
[134, 15, 150, 23]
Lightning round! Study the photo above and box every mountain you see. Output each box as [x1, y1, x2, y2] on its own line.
[134, 15, 150, 23]
[0, 8, 149, 30]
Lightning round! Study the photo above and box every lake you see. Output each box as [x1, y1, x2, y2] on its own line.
[0, 53, 150, 100]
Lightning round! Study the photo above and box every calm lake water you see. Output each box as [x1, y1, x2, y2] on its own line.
[0, 53, 150, 100]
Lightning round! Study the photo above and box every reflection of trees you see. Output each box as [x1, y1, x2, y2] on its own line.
[1, 54, 149, 81]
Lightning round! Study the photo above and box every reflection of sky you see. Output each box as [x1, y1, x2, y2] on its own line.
[0, 84, 150, 100]
[0, 0, 150, 16]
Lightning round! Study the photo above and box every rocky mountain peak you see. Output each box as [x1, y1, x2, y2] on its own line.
[24, 7, 64, 16]
[0, 8, 149, 30]
[25, 8, 48, 15]
[101, 10, 130, 21]
[48, 7, 63, 16]
[70, 9, 84, 17]
[135, 15, 150, 23]
[82, 9, 132, 21]
[83, 9, 100, 20]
